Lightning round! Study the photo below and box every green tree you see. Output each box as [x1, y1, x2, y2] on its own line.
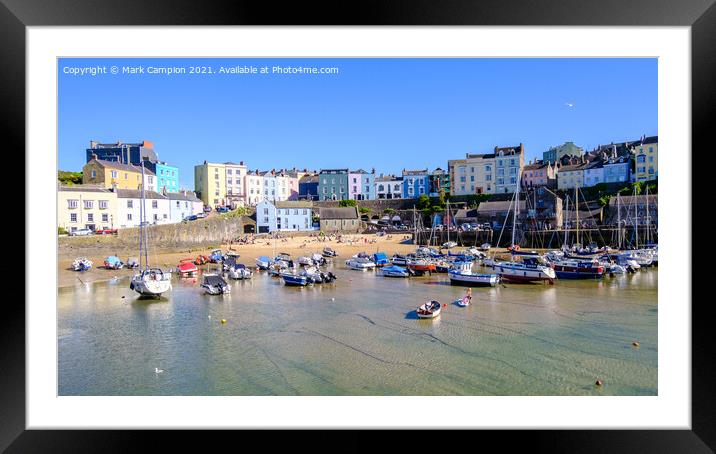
[358, 207, 371, 214]
[58, 170, 83, 185]
[416, 194, 430, 210]
[384, 208, 395, 214]
[339, 199, 357, 207]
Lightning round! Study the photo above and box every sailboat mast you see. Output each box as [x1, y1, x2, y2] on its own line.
[446, 199, 450, 244]
[645, 185, 650, 244]
[575, 184, 579, 248]
[617, 193, 621, 249]
[141, 161, 149, 270]
[511, 173, 519, 252]
[634, 186, 638, 249]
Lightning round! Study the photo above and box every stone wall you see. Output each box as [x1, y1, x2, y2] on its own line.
[58, 215, 252, 258]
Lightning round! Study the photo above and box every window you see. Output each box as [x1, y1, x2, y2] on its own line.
[486, 175, 492, 181]
[176, 201, 180, 207]
[87, 213, 94, 222]
[263, 208, 269, 215]
[91, 170, 97, 178]
[127, 200, 133, 208]
[152, 200, 158, 209]
[153, 214, 159, 221]
[99, 200, 108, 209]
[110, 170, 117, 178]
[125, 173, 128, 180]
[227, 169, 232, 174]
[102, 213, 109, 222]
[470, 175, 474, 182]
[378, 184, 384, 192]
[68, 199, 78, 209]
[70, 213, 77, 222]
[127, 213, 132, 221]
[84, 200, 93, 209]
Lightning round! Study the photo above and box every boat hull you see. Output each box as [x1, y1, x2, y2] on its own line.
[448, 273, 499, 287]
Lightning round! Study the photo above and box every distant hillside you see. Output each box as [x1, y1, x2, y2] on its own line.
[58, 170, 82, 185]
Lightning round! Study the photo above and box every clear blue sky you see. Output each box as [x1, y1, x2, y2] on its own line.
[58, 58, 657, 189]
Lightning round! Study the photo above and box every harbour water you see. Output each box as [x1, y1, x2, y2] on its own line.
[58, 264, 657, 396]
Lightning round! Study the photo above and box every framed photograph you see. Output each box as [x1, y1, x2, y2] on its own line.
[5, 0, 711, 450]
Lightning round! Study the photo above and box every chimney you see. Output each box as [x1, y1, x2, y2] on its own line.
[239, 161, 244, 165]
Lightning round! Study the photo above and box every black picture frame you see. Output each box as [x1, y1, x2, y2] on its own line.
[3, 0, 711, 450]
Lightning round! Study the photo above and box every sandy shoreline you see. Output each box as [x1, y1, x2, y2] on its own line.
[60, 233, 486, 288]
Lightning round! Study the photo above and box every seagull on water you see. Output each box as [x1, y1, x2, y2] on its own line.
[155, 367, 164, 374]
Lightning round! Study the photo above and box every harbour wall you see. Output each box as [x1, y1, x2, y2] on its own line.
[415, 226, 657, 249]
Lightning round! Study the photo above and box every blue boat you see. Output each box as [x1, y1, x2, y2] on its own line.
[372, 252, 390, 267]
[255, 255, 272, 270]
[281, 273, 311, 286]
[209, 249, 224, 263]
[103, 256, 124, 270]
[377, 265, 411, 278]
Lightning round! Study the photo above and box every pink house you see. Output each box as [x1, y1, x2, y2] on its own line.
[521, 160, 556, 189]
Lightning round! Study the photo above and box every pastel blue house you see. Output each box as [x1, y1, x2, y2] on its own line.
[318, 169, 349, 201]
[146, 161, 180, 193]
[401, 169, 430, 198]
[603, 156, 631, 183]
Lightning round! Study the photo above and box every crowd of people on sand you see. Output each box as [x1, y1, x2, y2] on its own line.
[224, 230, 404, 249]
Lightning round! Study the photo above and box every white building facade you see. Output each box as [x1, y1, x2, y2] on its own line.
[116, 189, 171, 228]
[255, 200, 316, 233]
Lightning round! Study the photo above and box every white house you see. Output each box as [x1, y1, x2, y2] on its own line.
[166, 190, 204, 223]
[255, 200, 316, 233]
[116, 189, 171, 228]
[582, 159, 604, 187]
[245, 171, 264, 205]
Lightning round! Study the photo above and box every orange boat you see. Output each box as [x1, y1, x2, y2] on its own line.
[407, 259, 437, 275]
[177, 258, 198, 276]
[194, 255, 209, 265]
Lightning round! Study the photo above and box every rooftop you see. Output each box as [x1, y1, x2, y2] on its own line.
[86, 158, 156, 175]
[319, 207, 359, 219]
[115, 189, 167, 199]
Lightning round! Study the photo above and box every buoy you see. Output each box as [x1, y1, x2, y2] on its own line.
[221, 319, 227, 324]
[632, 341, 640, 348]
[595, 379, 603, 386]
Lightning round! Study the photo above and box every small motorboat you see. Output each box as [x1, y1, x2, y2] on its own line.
[201, 274, 230, 295]
[209, 249, 224, 263]
[479, 243, 491, 251]
[407, 259, 436, 275]
[455, 296, 470, 307]
[297, 256, 314, 266]
[104, 256, 124, 270]
[224, 250, 240, 259]
[434, 260, 452, 273]
[126, 257, 140, 269]
[416, 300, 442, 319]
[391, 254, 409, 266]
[345, 257, 376, 270]
[377, 265, 411, 278]
[72, 257, 92, 271]
[255, 255, 272, 270]
[448, 269, 500, 287]
[311, 253, 327, 266]
[130, 268, 172, 296]
[442, 241, 458, 249]
[281, 272, 311, 286]
[301, 266, 324, 283]
[551, 258, 605, 280]
[372, 252, 390, 267]
[268, 261, 290, 277]
[322, 247, 338, 257]
[227, 263, 253, 280]
[194, 255, 209, 265]
[177, 258, 198, 276]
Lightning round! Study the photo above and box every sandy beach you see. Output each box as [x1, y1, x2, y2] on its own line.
[59, 233, 486, 288]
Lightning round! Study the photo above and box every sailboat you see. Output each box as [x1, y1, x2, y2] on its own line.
[490, 172, 555, 284]
[130, 162, 172, 297]
[442, 200, 457, 249]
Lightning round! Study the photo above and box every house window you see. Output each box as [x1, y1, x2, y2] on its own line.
[84, 200, 93, 209]
[110, 170, 117, 178]
[87, 213, 94, 222]
[68, 199, 78, 209]
[102, 213, 109, 222]
[91, 170, 97, 178]
[127, 200, 133, 208]
[99, 200, 108, 209]
[70, 213, 77, 222]
[152, 200, 158, 209]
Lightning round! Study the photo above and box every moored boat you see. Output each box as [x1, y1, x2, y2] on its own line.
[551, 258, 604, 279]
[372, 252, 390, 267]
[322, 247, 338, 257]
[209, 249, 224, 263]
[177, 258, 198, 276]
[345, 257, 376, 270]
[377, 265, 412, 278]
[201, 274, 230, 294]
[493, 257, 556, 284]
[227, 263, 253, 280]
[72, 257, 93, 272]
[448, 269, 500, 287]
[416, 300, 442, 319]
[255, 255, 272, 270]
[281, 272, 311, 286]
[104, 255, 124, 270]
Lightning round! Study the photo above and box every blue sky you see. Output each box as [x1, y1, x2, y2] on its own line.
[58, 58, 657, 189]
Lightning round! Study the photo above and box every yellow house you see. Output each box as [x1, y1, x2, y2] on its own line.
[82, 157, 155, 190]
[634, 136, 658, 182]
[58, 184, 118, 233]
[194, 161, 227, 207]
[448, 153, 496, 196]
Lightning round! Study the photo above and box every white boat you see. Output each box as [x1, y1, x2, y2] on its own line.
[201, 274, 230, 294]
[391, 254, 409, 266]
[416, 300, 442, 319]
[227, 263, 253, 280]
[322, 247, 338, 257]
[130, 162, 172, 297]
[345, 257, 376, 270]
[297, 256, 314, 266]
[255, 255, 272, 270]
[455, 296, 470, 307]
[493, 257, 556, 284]
[72, 257, 92, 271]
[442, 241, 457, 249]
[479, 243, 491, 251]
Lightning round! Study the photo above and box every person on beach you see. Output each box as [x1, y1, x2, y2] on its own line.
[466, 288, 472, 304]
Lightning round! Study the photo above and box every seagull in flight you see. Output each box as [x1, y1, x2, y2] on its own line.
[565, 102, 575, 108]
